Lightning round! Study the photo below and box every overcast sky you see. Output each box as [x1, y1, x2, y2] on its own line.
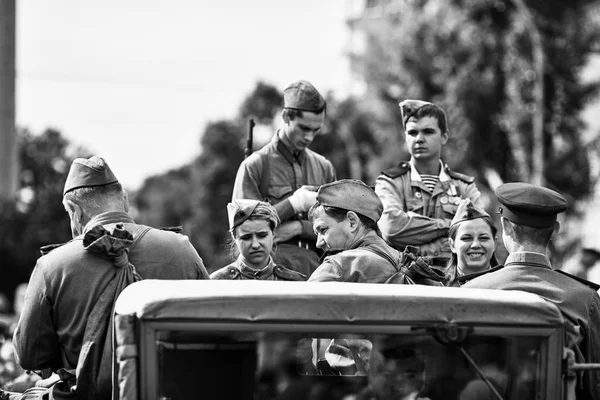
[16, 0, 350, 190]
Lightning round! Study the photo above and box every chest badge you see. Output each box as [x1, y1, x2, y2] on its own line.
[440, 197, 448, 204]
[415, 191, 422, 199]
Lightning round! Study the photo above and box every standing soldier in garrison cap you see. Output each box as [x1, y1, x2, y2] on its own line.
[232, 80, 336, 278]
[5, 157, 209, 400]
[464, 182, 600, 400]
[375, 100, 482, 268]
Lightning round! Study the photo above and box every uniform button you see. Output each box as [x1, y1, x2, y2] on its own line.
[434, 252, 438, 256]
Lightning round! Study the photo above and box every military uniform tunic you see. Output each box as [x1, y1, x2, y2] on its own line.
[13, 212, 209, 376]
[375, 161, 481, 264]
[308, 233, 400, 283]
[210, 257, 306, 281]
[463, 251, 600, 399]
[232, 132, 336, 276]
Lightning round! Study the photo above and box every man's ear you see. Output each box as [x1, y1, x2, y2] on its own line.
[282, 109, 290, 124]
[500, 217, 512, 236]
[346, 211, 360, 232]
[441, 130, 449, 145]
[64, 199, 83, 223]
[553, 221, 561, 235]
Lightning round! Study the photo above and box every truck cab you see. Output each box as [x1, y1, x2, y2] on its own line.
[113, 280, 566, 400]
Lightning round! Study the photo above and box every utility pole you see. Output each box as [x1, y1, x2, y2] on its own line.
[0, 0, 17, 201]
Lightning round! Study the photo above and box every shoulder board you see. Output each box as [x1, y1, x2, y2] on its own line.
[381, 162, 410, 178]
[445, 165, 475, 183]
[556, 270, 600, 291]
[274, 265, 307, 281]
[159, 226, 183, 234]
[39, 242, 69, 256]
[457, 264, 504, 284]
[210, 267, 241, 280]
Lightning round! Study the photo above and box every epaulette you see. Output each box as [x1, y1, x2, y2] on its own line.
[457, 264, 504, 284]
[557, 270, 600, 291]
[381, 162, 410, 179]
[445, 165, 475, 183]
[159, 226, 183, 234]
[274, 265, 307, 281]
[210, 267, 241, 280]
[39, 242, 68, 256]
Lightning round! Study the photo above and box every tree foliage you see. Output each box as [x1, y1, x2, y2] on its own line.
[349, 0, 600, 199]
[0, 128, 90, 303]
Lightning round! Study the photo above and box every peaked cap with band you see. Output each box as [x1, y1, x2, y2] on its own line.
[495, 182, 568, 228]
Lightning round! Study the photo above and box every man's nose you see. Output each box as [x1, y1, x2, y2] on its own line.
[415, 132, 425, 142]
[316, 234, 326, 249]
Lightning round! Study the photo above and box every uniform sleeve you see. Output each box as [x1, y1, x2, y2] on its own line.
[307, 259, 344, 282]
[180, 238, 210, 279]
[232, 155, 264, 201]
[463, 181, 483, 208]
[375, 175, 448, 250]
[13, 260, 61, 370]
[582, 293, 600, 399]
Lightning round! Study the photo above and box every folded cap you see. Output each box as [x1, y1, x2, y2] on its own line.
[63, 156, 119, 196]
[495, 182, 568, 228]
[283, 80, 326, 112]
[450, 198, 491, 226]
[227, 199, 261, 231]
[316, 179, 383, 223]
[399, 99, 433, 127]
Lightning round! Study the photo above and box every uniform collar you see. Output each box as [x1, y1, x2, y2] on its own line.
[505, 251, 551, 269]
[276, 131, 306, 165]
[237, 256, 276, 280]
[409, 160, 450, 182]
[84, 211, 134, 234]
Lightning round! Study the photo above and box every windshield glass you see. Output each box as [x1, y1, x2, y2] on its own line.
[153, 330, 545, 400]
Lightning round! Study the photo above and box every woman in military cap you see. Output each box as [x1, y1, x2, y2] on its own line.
[211, 199, 306, 280]
[445, 199, 501, 286]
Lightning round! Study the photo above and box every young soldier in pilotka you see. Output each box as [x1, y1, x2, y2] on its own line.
[232, 80, 336, 277]
[375, 100, 482, 268]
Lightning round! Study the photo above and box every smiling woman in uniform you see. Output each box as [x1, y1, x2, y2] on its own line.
[445, 199, 501, 286]
[211, 199, 306, 281]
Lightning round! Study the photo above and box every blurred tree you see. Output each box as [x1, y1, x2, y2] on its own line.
[348, 0, 600, 199]
[238, 80, 284, 124]
[0, 128, 89, 305]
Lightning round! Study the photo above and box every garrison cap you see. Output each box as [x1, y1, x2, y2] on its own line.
[63, 156, 119, 196]
[399, 99, 433, 127]
[495, 182, 568, 228]
[317, 179, 383, 223]
[283, 80, 326, 112]
[451, 198, 492, 227]
[227, 199, 261, 231]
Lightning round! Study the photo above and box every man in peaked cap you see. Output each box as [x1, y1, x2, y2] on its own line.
[464, 182, 600, 400]
[307, 179, 402, 283]
[232, 80, 336, 278]
[8, 156, 209, 400]
[375, 99, 482, 268]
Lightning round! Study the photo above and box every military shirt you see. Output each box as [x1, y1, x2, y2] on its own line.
[375, 160, 482, 262]
[463, 251, 600, 399]
[210, 257, 306, 281]
[13, 211, 209, 374]
[232, 131, 336, 240]
[308, 233, 400, 283]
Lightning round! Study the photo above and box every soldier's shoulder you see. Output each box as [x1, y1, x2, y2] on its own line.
[380, 162, 411, 179]
[445, 164, 475, 183]
[556, 269, 600, 291]
[274, 265, 307, 281]
[305, 148, 333, 166]
[210, 265, 241, 280]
